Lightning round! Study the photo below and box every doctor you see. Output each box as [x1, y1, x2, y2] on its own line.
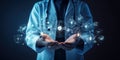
[25, 0, 94, 60]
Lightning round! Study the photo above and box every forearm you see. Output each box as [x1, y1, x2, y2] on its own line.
[79, 32, 94, 54]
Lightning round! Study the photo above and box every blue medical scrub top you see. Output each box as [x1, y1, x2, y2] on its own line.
[54, 0, 69, 60]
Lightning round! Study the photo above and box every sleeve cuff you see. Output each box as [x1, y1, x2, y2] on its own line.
[26, 35, 46, 53]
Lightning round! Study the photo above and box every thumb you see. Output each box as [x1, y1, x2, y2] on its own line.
[73, 34, 78, 39]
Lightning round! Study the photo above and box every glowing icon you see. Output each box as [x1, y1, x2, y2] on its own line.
[77, 33, 80, 37]
[98, 35, 104, 41]
[66, 28, 70, 32]
[46, 21, 50, 24]
[70, 20, 74, 25]
[89, 36, 93, 41]
[40, 32, 44, 35]
[84, 24, 88, 29]
[57, 25, 62, 31]
[94, 22, 99, 27]
[77, 15, 83, 21]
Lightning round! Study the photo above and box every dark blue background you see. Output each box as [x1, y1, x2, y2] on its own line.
[1, 0, 119, 60]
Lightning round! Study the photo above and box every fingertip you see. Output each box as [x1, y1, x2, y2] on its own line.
[77, 33, 80, 37]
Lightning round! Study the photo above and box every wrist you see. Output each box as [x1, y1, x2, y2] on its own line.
[36, 37, 48, 48]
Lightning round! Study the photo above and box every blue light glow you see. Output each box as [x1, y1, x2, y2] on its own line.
[77, 15, 83, 21]
[14, 24, 27, 45]
[98, 35, 104, 41]
[57, 25, 62, 31]
[14, 20, 104, 46]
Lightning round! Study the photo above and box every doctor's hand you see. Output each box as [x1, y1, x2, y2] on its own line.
[61, 33, 79, 50]
[41, 34, 59, 49]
